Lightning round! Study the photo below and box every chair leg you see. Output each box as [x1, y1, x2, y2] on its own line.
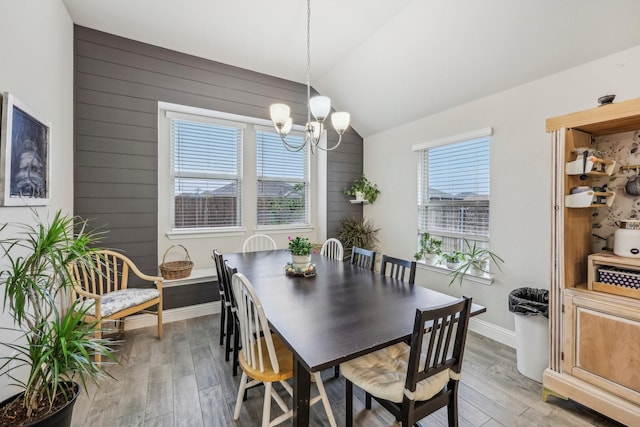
[345, 378, 353, 427]
[94, 321, 102, 364]
[219, 298, 226, 345]
[225, 306, 233, 362]
[233, 318, 241, 376]
[334, 365, 340, 378]
[313, 372, 337, 427]
[365, 392, 372, 409]
[233, 372, 249, 420]
[447, 385, 459, 427]
[157, 298, 163, 339]
[118, 318, 125, 336]
[262, 382, 272, 427]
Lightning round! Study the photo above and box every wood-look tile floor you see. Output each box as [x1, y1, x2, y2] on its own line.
[71, 314, 624, 427]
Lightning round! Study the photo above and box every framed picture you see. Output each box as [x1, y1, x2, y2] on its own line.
[0, 92, 51, 206]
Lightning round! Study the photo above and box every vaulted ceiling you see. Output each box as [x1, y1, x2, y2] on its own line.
[63, 0, 640, 137]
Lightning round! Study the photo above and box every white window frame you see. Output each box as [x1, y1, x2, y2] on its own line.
[413, 128, 494, 284]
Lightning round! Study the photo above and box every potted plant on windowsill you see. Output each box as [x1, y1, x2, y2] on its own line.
[0, 210, 116, 427]
[414, 233, 442, 266]
[343, 175, 381, 203]
[442, 251, 464, 270]
[448, 240, 505, 286]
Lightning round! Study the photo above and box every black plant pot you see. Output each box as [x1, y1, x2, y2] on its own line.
[0, 382, 80, 427]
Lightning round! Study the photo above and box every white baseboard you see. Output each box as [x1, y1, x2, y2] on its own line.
[124, 301, 517, 350]
[469, 317, 516, 348]
[124, 302, 221, 331]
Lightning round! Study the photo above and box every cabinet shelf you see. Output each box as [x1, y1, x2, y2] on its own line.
[565, 190, 615, 208]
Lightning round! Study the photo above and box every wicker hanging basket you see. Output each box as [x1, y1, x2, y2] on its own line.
[159, 245, 194, 279]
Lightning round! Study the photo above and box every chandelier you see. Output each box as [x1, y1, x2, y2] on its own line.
[269, 0, 350, 153]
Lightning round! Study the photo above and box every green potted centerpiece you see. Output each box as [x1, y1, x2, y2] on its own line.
[288, 236, 314, 270]
[0, 211, 116, 427]
[414, 233, 442, 266]
[343, 175, 381, 203]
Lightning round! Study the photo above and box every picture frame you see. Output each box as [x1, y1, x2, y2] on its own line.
[0, 92, 51, 206]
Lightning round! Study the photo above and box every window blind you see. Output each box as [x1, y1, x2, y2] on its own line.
[171, 118, 243, 229]
[256, 130, 309, 226]
[417, 137, 490, 252]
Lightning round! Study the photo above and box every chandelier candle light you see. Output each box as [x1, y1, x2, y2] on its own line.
[269, 0, 351, 153]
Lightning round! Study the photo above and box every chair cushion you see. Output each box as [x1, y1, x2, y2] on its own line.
[340, 342, 460, 403]
[79, 288, 160, 317]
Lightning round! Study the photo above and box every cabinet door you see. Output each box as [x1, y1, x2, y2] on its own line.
[564, 293, 640, 404]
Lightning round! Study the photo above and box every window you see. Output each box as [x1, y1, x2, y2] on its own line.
[417, 135, 490, 253]
[256, 128, 310, 226]
[170, 117, 243, 229]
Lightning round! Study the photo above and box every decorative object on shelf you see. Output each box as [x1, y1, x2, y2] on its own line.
[613, 220, 640, 258]
[159, 244, 194, 279]
[0, 92, 51, 206]
[269, 0, 350, 153]
[566, 148, 616, 177]
[414, 232, 442, 266]
[565, 189, 616, 208]
[0, 210, 116, 427]
[448, 240, 505, 286]
[597, 94, 616, 106]
[288, 235, 315, 269]
[337, 216, 380, 261]
[343, 175, 381, 204]
[285, 262, 317, 277]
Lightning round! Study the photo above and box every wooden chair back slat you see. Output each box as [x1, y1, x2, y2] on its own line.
[242, 234, 277, 253]
[380, 255, 416, 284]
[350, 246, 376, 271]
[321, 238, 344, 261]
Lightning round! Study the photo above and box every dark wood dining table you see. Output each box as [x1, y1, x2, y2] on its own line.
[223, 249, 486, 427]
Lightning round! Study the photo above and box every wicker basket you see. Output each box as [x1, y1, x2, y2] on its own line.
[159, 245, 194, 279]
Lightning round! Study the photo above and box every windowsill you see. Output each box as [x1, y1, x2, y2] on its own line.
[254, 225, 314, 234]
[166, 227, 246, 239]
[416, 261, 494, 286]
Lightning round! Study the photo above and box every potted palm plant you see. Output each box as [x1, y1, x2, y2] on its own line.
[337, 216, 380, 261]
[0, 210, 116, 427]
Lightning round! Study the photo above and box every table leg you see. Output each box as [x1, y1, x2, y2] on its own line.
[292, 357, 311, 427]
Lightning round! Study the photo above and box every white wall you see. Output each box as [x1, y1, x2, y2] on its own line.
[0, 1, 74, 401]
[364, 44, 640, 335]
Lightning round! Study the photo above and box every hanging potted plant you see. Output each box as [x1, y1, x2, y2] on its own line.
[0, 210, 116, 427]
[343, 175, 381, 203]
[413, 233, 442, 266]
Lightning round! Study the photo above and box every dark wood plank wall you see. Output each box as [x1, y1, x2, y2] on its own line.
[74, 26, 362, 296]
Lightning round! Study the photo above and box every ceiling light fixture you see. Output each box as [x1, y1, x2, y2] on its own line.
[269, 0, 350, 153]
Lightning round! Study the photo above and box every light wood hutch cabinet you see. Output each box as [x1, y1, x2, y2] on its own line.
[545, 97, 640, 425]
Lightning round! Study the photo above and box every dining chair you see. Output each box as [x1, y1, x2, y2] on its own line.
[242, 234, 277, 253]
[231, 273, 337, 427]
[350, 246, 376, 271]
[212, 250, 237, 364]
[224, 261, 241, 376]
[380, 254, 417, 285]
[212, 249, 228, 347]
[68, 250, 163, 363]
[321, 238, 344, 261]
[342, 296, 472, 427]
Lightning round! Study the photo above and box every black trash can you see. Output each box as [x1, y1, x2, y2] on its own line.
[508, 287, 549, 382]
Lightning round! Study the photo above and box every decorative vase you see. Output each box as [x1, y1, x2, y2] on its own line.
[423, 253, 439, 266]
[292, 254, 312, 270]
